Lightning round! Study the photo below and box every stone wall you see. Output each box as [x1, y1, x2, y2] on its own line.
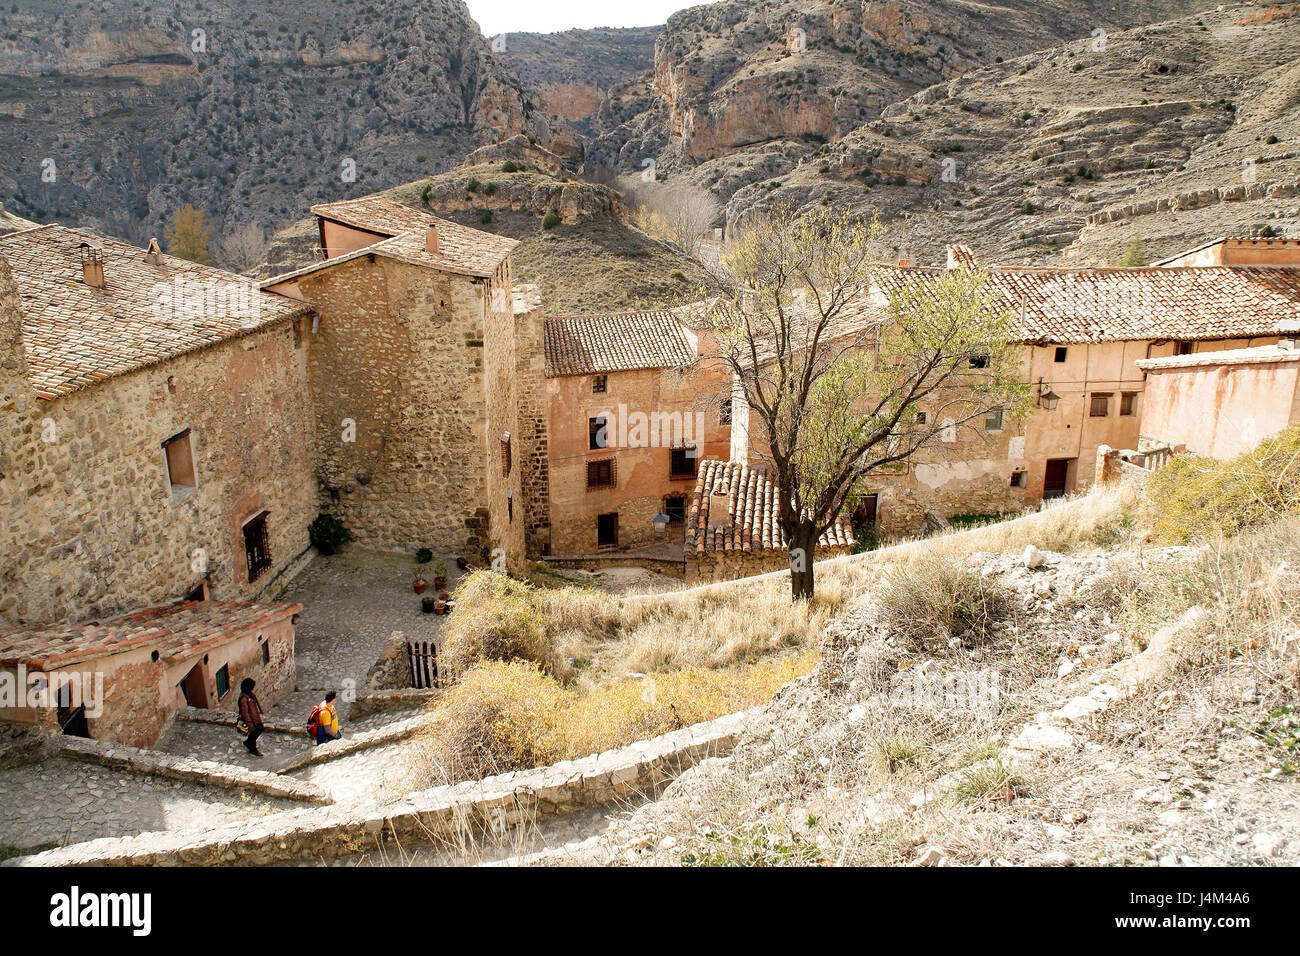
[0, 257, 318, 626]
[8, 708, 755, 867]
[514, 304, 551, 558]
[298, 256, 491, 557]
[685, 546, 850, 585]
[481, 258, 528, 572]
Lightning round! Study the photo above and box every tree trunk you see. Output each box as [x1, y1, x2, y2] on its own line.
[788, 523, 818, 601]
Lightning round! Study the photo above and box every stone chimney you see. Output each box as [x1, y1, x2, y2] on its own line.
[79, 241, 105, 288]
[425, 223, 439, 255]
[146, 237, 163, 268]
[897, 257, 911, 267]
[707, 487, 733, 533]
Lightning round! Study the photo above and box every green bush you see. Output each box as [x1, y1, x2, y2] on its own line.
[541, 209, 561, 229]
[1142, 426, 1300, 544]
[501, 160, 519, 173]
[466, 176, 481, 193]
[309, 514, 351, 555]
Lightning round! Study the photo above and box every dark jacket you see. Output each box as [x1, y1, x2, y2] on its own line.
[239, 692, 263, 727]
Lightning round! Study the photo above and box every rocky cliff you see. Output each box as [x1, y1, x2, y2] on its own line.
[583, 0, 1295, 265]
[496, 27, 660, 132]
[0, 0, 568, 251]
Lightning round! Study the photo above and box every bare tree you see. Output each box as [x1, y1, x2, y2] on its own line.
[618, 177, 720, 257]
[218, 220, 269, 275]
[700, 205, 1029, 600]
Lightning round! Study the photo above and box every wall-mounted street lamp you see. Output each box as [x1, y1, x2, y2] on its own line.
[1036, 377, 1060, 411]
[652, 512, 671, 534]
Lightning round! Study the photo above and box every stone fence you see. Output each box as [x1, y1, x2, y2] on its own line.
[1095, 442, 1180, 488]
[6, 708, 756, 867]
[55, 735, 331, 804]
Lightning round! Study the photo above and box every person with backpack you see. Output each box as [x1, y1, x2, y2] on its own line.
[308, 691, 341, 746]
[237, 678, 265, 757]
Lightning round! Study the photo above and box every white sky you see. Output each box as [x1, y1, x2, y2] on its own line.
[464, 0, 694, 36]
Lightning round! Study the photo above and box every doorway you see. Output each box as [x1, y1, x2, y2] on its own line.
[179, 662, 208, 708]
[597, 512, 618, 549]
[1043, 458, 1073, 499]
[55, 681, 90, 738]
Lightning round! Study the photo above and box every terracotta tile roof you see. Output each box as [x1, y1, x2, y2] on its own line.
[0, 225, 310, 401]
[684, 459, 854, 556]
[0, 600, 302, 670]
[544, 310, 699, 377]
[1136, 344, 1300, 371]
[871, 265, 1300, 344]
[308, 196, 517, 279]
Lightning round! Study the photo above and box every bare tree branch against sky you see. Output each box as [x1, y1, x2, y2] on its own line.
[465, 0, 692, 35]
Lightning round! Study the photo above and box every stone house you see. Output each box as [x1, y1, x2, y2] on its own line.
[542, 305, 732, 555]
[0, 599, 299, 748]
[1135, 341, 1300, 459]
[730, 241, 1300, 537]
[684, 459, 854, 584]
[261, 196, 536, 569]
[0, 226, 318, 627]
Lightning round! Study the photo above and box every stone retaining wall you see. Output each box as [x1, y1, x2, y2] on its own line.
[8, 708, 756, 867]
[348, 687, 441, 720]
[56, 735, 330, 804]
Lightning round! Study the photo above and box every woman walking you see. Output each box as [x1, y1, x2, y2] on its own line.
[238, 678, 265, 757]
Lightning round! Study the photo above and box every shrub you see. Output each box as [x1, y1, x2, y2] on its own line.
[877, 554, 1015, 645]
[308, 514, 351, 555]
[483, 181, 498, 196]
[434, 661, 563, 778]
[501, 160, 519, 173]
[1142, 426, 1300, 544]
[466, 176, 481, 193]
[541, 209, 561, 229]
[440, 571, 551, 671]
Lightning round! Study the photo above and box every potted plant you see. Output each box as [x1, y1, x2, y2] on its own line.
[412, 572, 427, 595]
[433, 598, 448, 615]
[421, 595, 437, 614]
[433, 561, 448, 591]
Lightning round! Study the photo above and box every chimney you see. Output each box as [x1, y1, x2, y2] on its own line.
[146, 237, 163, 268]
[707, 487, 733, 533]
[946, 244, 977, 270]
[897, 258, 911, 268]
[425, 223, 439, 255]
[79, 241, 105, 288]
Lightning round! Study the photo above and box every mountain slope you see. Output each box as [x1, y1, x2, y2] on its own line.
[0, 0, 561, 251]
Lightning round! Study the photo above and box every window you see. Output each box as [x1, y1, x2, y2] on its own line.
[1089, 393, 1111, 417]
[1120, 392, 1138, 416]
[588, 416, 607, 450]
[184, 583, 206, 603]
[597, 512, 618, 548]
[592, 375, 607, 394]
[1177, 341, 1195, 356]
[670, 446, 698, 479]
[1010, 470, 1028, 489]
[720, 397, 732, 426]
[1054, 347, 1068, 363]
[664, 496, 686, 523]
[916, 410, 928, 425]
[162, 429, 196, 493]
[261, 639, 270, 665]
[969, 354, 990, 369]
[587, 458, 615, 489]
[215, 664, 230, 700]
[243, 512, 271, 582]
[985, 407, 1004, 431]
[500, 433, 512, 476]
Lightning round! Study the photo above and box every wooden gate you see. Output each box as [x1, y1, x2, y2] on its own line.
[407, 640, 455, 689]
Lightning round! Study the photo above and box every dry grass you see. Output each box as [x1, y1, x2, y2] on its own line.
[415, 654, 813, 786]
[1142, 425, 1300, 545]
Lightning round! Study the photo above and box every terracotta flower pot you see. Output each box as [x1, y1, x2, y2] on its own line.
[434, 600, 448, 615]
[413, 579, 427, 594]
[434, 576, 448, 591]
[438, 591, 450, 601]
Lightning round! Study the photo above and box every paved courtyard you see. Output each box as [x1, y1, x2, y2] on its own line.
[276, 547, 463, 711]
[0, 757, 299, 852]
